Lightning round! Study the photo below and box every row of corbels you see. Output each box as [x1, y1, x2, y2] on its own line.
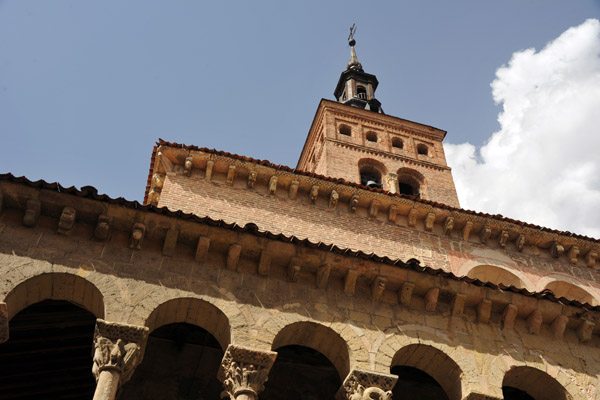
[12, 195, 599, 344]
[180, 158, 600, 269]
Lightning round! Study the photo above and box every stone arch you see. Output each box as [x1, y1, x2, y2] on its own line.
[144, 297, 231, 351]
[391, 343, 463, 400]
[538, 277, 598, 306]
[3, 272, 104, 320]
[466, 265, 526, 288]
[271, 321, 351, 380]
[396, 167, 425, 197]
[503, 365, 572, 400]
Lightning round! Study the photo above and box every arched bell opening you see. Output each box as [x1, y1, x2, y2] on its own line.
[358, 158, 387, 190]
[118, 322, 224, 400]
[396, 168, 424, 198]
[261, 344, 341, 400]
[502, 366, 571, 400]
[0, 299, 97, 399]
[390, 344, 462, 400]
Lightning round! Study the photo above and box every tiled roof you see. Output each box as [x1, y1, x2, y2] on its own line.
[1, 171, 597, 311]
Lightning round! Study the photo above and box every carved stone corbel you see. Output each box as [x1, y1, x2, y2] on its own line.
[424, 212, 435, 232]
[480, 225, 491, 244]
[407, 208, 418, 227]
[516, 234, 526, 252]
[578, 320, 595, 343]
[568, 246, 579, 264]
[218, 344, 277, 400]
[349, 194, 360, 213]
[287, 256, 301, 282]
[315, 264, 331, 289]
[57, 206, 76, 235]
[425, 288, 439, 312]
[226, 165, 236, 185]
[309, 185, 319, 203]
[498, 230, 509, 248]
[462, 221, 473, 241]
[289, 180, 299, 200]
[452, 293, 466, 317]
[268, 176, 278, 195]
[502, 304, 518, 330]
[329, 190, 339, 209]
[388, 205, 398, 222]
[247, 171, 257, 188]
[398, 282, 414, 306]
[184, 155, 193, 176]
[195, 235, 211, 263]
[336, 369, 398, 400]
[95, 214, 112, 240]
[162, 228, 178, 257]
[258, 251, 271, 276]
[92, 319, 149, 400]
[477, 299, 492, 323]
[443, 217, 454, 236]
[227, 244, 242, 271]
[0, 302, 8, 343]
[129, 223, 146, 250]
[344, 269, 360, 296]
[527, 310, 542, 335]
[371, 276, 386, 301]
[368, 200, 380, 218]
[551, 315, 569, 339]
[586, 250, 597, 269]
[23, 199, 41, 227]
[205, 160, 214, 180]
[551, 242, 564, 258]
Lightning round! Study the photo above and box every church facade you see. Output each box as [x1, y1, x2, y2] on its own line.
[0, 36, 599, 400]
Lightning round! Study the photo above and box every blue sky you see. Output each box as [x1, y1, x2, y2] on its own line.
[1, 1, 599, 234]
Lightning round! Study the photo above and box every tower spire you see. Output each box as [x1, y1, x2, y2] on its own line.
[334, 24, 383, 113]
[347, 24, 363, 72]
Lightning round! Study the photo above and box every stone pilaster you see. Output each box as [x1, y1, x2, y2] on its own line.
[92, 319, 149, 400]
[385, 173, 398, 194]
[336, 368, 398, 400]
[218, 344, 277, 400]
[0, 302, 8, 343]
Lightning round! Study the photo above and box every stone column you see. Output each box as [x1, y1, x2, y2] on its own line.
[218, 344, 277, 400]
[91, 319, 149, 400]
[336, 368, 398, 400]
[385, 173, 398, 194]
[0, 302, 8, 344]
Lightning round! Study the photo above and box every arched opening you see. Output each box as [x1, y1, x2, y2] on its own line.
[392, 137, 404, 149]
[356, 85, 367, 99]
[118, 322, 224, 400]
[396, 168, 424, 197]
[366, 131, 378, 142]
[262, 321, 348, 399]
[261, 344, 341, 400]
[4, 273, 105, 321]
[339, 124, 352, 136]
[391, 344, 462, 400]
[502, 366, 571, 400]
[417, 144, 429, 155]
[544, 281, 597, 305]
[359, 159, 387, 190]
[0, 299, 97, 398]
[466, 265, 525, 289]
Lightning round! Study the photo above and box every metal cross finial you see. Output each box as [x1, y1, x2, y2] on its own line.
[348, 23, 357, 46]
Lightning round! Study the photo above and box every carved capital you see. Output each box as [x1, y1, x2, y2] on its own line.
[92, 319, 149, 385]
[336, 369, 398, 400]
[0, 302, 8, 343]
[218, 344, 277, 400]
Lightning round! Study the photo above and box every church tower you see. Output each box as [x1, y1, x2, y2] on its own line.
[297, 28, 460, 207]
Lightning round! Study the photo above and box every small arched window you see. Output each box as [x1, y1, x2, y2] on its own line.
[338, 125, 351, 136]
[392, 137, 404, 149]
[366, 132, 377, 143]
[417, 144, 429, 155]
[397, 168, 424, 198]
[356, 85, 367, 99]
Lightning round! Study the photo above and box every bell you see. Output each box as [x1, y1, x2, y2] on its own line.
[366, 180, 380, 188]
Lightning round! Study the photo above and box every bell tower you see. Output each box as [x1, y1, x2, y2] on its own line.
[297, 27, 460, 207]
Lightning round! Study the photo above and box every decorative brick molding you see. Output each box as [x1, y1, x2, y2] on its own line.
[336, 369, 398, 400]
[218, 344, 277, 400]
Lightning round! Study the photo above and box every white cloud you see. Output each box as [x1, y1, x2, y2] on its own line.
[445, 19, 600, 238]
